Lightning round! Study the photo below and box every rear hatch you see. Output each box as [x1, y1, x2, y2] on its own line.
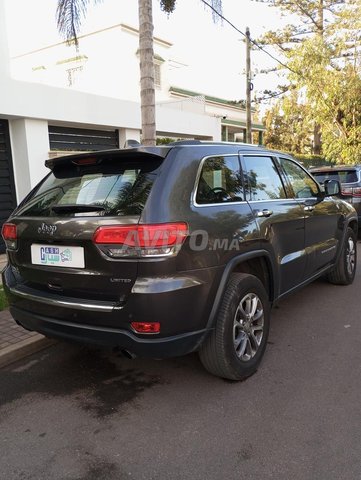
[7, 150, 165, 304]
[311, 168, 360, 203]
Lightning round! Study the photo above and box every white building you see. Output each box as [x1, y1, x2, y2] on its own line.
[11, 21, 264, 144]
[0, 2, 263, 251]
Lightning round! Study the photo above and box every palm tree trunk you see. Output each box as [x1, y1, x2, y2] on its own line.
[138, 0, 156, 146]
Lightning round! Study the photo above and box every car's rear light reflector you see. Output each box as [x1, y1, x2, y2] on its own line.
[93, 223, 188, 258]
[131, 322, 160, 334]
[2, 223, 17, 250]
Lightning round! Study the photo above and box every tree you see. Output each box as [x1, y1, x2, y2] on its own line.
[254, 0, 335, 154]
[287, 34, 361, 163]
[263, 92, 313, 153]
[56, 0, 222, 146]
[255, 0, 361, 162]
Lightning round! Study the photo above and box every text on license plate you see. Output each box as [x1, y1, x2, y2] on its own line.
[31, 244, 85, 268]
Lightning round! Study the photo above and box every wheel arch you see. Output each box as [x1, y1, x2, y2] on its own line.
[348, 218, 358, 236]
[334, 216, 358, 264]
[205, 250, 277, 331]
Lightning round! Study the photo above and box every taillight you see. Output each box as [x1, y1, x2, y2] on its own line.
[341, 187, 353, 196]
[1, 223, 17, 250]
[351, 187, 361, 197]
[341, 187, 361, 198]
[93, 223, 188, 258]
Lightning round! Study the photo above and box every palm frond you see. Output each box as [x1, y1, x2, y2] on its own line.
[160, 0, 223, 22]
[56, 0, 101, 47]
[159, 0, 177, 14]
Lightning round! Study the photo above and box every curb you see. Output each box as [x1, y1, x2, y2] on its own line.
[0, 335, 56, 369]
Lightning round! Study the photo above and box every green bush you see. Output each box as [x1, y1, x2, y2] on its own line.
[0, 287, 8, 311]
[156, 137, 177, 145]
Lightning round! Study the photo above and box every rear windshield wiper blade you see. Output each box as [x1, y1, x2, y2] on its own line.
[51, 204, 106, 213]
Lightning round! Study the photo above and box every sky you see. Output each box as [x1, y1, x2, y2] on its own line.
[4, 0, 293, 105]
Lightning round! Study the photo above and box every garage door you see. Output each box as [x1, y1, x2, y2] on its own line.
[48, 126, 119, 152]
[0, 120, 17, 253]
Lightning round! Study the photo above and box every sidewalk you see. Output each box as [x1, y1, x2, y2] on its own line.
[0, 256, 54, 368]
[0, 309, 54, 368]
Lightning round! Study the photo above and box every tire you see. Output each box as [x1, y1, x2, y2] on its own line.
[327, 227, 357, 285]
[199, 273, 270, 381]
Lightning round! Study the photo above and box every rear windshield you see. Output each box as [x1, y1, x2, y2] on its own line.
[312, 170, 358, 184]
[17, 159, 161, 217]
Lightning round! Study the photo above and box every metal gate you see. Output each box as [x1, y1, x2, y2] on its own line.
[0, 120, 17, 253]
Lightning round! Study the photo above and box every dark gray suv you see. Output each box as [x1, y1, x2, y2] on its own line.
[2, 142, 358, 380]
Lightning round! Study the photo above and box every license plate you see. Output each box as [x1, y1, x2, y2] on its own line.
[31, 244, 85, 268]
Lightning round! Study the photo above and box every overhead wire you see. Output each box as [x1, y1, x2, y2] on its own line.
[200, 0, 299, 75]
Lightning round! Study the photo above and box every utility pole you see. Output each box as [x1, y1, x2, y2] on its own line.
[246, 26, 252, 144]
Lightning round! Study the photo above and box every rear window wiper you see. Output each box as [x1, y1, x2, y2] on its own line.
[51, 204, 106, 213]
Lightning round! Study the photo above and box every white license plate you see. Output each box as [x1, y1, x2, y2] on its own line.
[31, 244, 85, 268]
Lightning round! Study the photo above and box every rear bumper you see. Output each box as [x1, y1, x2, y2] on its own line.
[2, 264, 220, 358]
[10, 306, 207, 358]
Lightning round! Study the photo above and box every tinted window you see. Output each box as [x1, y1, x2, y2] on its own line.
[280, 158, 319, 198]
[243, 156, 286, 201]
[17, 160, 161, 217]
[196, 156, 244, 204]
[312, 170, 358, 184]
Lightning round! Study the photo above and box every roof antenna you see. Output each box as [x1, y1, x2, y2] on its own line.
[123, 139, 141, 148]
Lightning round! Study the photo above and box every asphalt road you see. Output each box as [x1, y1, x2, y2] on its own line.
[1, 249, 361, 480]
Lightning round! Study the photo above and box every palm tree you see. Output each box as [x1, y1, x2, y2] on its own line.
[56, 0, 222, 146]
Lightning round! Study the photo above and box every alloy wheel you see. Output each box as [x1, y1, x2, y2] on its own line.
[233, 293, 264, 362]
[346, 236, 356, 277]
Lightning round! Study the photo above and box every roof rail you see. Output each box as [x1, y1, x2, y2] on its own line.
[168, 140, 203, 146]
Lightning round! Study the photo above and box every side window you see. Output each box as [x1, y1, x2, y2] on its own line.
[280, 158, 319, 199]
[196, 156, 244, 204]
[243, 156, 286, 201]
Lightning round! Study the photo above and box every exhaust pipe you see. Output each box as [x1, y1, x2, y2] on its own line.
[121, 349, 137, 359]
[113, 347, 137, 359]
[113, 347, 137, 360]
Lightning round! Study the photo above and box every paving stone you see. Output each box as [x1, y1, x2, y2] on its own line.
[0, 308, 41, 354]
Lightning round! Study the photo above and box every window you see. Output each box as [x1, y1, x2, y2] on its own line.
[312, 170, 358, 185]
[243, 156, 286, 201]
[17, 159, 162, 217]
[154, 63, 161, 87]
[280, 158, 319, 198]
[196, 156, 243, 204]
[67, 66, 83, 86]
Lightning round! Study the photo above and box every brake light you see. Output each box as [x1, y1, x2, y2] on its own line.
[131, 322, 161, 334]
[93, 223, 188, 258]
[72, 157, 98, 166]
[1, 223, 17, 250]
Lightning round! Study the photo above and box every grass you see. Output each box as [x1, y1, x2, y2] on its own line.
[0, 286, 9, 311]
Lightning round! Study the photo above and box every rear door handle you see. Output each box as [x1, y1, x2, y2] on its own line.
[256, 209, 273, 218]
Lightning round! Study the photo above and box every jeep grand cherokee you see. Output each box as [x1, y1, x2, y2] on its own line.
[2, 142, 357, 380]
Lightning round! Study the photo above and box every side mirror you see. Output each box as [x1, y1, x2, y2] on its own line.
[324, 179, 340, 196]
